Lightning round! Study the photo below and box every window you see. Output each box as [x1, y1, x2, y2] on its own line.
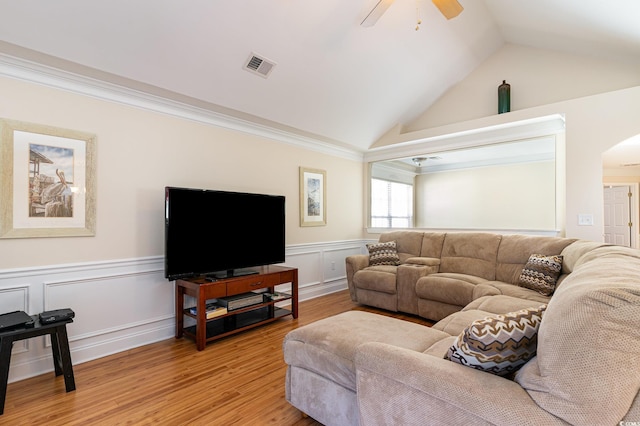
[371, 178, 413, 228]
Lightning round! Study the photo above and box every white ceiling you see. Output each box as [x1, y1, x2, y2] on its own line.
[0, 0, 639, 154]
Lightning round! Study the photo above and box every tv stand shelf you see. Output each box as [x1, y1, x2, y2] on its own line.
[175, 265, 298, 350]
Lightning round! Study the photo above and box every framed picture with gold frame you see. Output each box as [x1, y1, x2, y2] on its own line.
[299, 167, 326, 227]
[0, 118, 97, 238]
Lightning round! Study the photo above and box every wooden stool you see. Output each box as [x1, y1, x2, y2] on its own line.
[0, 315, 75, 415]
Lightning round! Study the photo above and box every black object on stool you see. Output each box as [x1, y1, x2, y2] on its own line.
[0, 311, 75, 415]
[39, 308, 75, 324]
[0, 311, 33, 331]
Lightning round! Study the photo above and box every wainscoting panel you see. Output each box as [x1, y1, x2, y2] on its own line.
[0, 285, 29, 314]
[43, 271, 173, 341]
[283, 240, 363, 299]
[0, 257, 174, 383]
[283, 250, 323, 288]
[0, 285, 31, 354]
[0, 239, 367, 383]
[323, 244, 364, 281]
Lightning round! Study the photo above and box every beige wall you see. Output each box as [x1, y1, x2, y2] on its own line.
[415, 161, 556, 230]
[560, 89, 640, 241]
[405, 44, 640, 132]
[0, 76, 364, 269]
[372, 44, 640, 242]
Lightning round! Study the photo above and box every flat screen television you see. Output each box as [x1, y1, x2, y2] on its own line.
[165, 186, 285, 281]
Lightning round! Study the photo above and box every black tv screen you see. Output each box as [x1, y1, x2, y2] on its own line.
[165, 187, 285, 280]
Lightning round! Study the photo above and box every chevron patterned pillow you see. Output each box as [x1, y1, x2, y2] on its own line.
[366, 241, 400, 266]
[518, 254, 563, 296]
[446, 304, 547, 376]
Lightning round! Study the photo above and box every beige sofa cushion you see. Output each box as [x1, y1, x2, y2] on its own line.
[495, 234, 574, 284]
[516, 246, 640, 425]
[283, 311, 450, 392]
[434, 295, 551, 336]
[439, 232, 502, 280]
[423, 335, 456, 357]
[416, 273, 487, 306]
[353, 265, 397, 293]
[464, 294, 546, 314]
[474, 282, 551, 304]
[419, 232, 446, 258]
[559, 239, 608, 273]
[433, 309, 497, 335]
[379, 231, 424, 261]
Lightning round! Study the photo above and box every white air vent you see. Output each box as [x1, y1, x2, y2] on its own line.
[244, 53, 276, 78]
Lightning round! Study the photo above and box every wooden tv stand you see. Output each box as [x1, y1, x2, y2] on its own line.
[175, 265, 298, 350]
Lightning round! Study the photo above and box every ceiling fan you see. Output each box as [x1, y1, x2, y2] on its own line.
[361, 0, 463, 27]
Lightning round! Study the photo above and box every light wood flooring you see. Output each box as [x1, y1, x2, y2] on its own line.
[2, 290, 432, 425]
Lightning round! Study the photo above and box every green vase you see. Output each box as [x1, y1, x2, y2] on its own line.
[498, 80, 510, 114]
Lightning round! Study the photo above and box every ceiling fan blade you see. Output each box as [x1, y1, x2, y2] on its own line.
[361, 0, 396, 27]
[432, 0, 463, 19]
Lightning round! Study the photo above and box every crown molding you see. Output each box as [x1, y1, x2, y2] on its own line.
[0, 53, 364, 162]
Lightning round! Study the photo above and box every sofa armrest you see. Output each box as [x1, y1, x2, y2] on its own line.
[405, 257, 441, 267]
[355, 342, 562, 426]
[397, 263, 439, 315]
[346, 254, 369, 301]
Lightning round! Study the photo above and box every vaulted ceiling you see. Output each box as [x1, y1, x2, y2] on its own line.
[0, 0, 639, 153]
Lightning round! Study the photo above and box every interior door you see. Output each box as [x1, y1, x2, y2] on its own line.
[603, 185, 631, 247]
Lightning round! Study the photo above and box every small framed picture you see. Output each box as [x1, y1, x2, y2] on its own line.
[299, 167, 326, 227]
[0, 119, 97, 238]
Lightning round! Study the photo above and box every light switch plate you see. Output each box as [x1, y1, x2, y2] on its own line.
[578, 214, 594, 226]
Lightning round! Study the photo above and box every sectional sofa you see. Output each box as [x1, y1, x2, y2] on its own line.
[345, 231, 574, 321]
[283, 231, 640, 425]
